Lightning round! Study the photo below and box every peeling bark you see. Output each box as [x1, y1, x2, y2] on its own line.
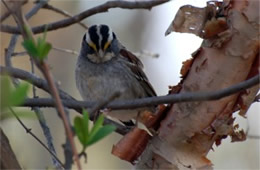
[136, 0, 259, 169]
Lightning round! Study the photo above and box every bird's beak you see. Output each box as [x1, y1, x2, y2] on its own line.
[97, 50, 105, 58]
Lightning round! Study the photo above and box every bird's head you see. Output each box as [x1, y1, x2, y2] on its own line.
[81, 24, 119, 63]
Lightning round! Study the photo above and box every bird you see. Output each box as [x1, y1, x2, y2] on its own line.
[75, 24, 156, 123]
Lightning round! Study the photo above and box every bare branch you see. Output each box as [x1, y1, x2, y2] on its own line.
[40, 62, 82, 170]
[9, 46, 79, 57]
[0, 66, 75, 100]
[0, 0, 28, 22]
[8, 107, 64, 168]
[1, 65, 259, 110]
[0, 0, 169, 34]
[42, 3, 88, 29]
[21, 75, 260, 110]
[0, 66, 133, 135]
[1, 66, 258, 135]
[5, 0, 49, 68]
[52, 46, 79, 55]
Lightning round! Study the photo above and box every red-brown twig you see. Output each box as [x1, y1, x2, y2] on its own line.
[40, 62, 81, 170]
[2, 1, 81, 169]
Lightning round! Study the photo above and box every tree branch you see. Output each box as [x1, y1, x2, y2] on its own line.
[10, 46, 79, 57]
[0, 65, 129, 135]
[0, 65, 75, 100]
[1, 66, 258, 136]
[41, 3, 88, 29]
[20, 74, 259, 110]
[0, 0, 169, 34]
[0, 0, 28, 22]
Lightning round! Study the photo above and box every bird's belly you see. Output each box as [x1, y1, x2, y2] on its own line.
[77, 73, 132, 102]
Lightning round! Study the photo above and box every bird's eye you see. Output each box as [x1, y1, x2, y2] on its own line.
[88, 46, 95, 54]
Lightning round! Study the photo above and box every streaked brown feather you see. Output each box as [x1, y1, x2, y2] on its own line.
[119, 49, 157, 97]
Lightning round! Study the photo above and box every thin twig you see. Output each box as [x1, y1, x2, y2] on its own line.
[8, 107, 64, 168]
[134, 50, 159, 59]
[11, 51, 28, 57]
[0, 0, 169, 34]
[4, 0, 49, 67]
[41, 59, 82, 170]
[62, 108, 74, 169]
[0, 0, 28, 22]
[10, 46, 79, 57]
[63, 137, 73, 170]
[52, 46, 79, 55]
[0, 65, 75, 100]
[42, 3, 88, 29]
[30, 55, 61, 169]
[4, 35, 20, 86]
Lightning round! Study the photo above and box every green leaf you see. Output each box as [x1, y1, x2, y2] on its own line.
[22, 39, 38, 57]
[82, 109, 89, 137]
[40, 42, 52, 60]
[74, 111, 90, 149]
[22, 26, 52, 62]
[8, 83, 29, 106]
[87, 125, 116, 146]
[74, 117, 87, 147]
[88, 114, 104, 143]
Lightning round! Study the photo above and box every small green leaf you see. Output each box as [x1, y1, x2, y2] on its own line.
[74, 117, 87, 147]
[0, 77, 29, 111]
[88, 114, 104, 142]
[82, 109, 89, 137]
[22, 26, 52, 62]
[87, 125, 116, 146]
[40, 42, 52, 60]
[22, 39, 38, 57]
[9, 83, 29, 106]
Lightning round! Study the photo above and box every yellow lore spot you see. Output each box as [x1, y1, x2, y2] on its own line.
[104, 41, 111, 51]
[88, 42, 97, 51]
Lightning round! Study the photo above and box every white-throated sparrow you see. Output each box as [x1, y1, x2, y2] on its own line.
[75, 24, 156, 122]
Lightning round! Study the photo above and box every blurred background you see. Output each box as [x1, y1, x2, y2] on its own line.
[0, 0, 259, 169]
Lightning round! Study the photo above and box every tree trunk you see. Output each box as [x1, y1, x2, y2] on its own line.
[136, 0, 259, 169]
[0, 128, 21, 169]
